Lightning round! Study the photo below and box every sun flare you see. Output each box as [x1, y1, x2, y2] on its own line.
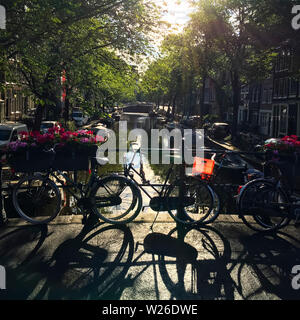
[157, 0, 193, 32]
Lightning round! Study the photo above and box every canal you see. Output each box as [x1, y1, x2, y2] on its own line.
[114, 112, 251, 217]
[116, 112, 250, 185]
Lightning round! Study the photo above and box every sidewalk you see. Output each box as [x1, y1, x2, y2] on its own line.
[1, 213, 300, 300]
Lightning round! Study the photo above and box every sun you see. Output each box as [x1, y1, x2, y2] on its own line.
[157, 0, 193, 32]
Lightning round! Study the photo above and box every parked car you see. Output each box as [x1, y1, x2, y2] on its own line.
[40, 121, 60, 134]
[0, 123, 28, 150]
[208, 123, 231, 140]
[72, 111, 89, 126]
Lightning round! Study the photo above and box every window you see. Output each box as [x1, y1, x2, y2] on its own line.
[252, 87, 260, 102]
[262, 89, 268, 103]
[0, 130, 11, 141]
[279, 106, 288, 134]
[279, 79, 284, 97]
[274, 79, 279, 98]
[285, 51, 292, 71]
[204, 88, 210, 103]
[260, 112, 269, 128]
[278, 78, 288, 98]
[262, 88, 273, 104]
[289, 78, 298, 97]
[251, 112, 259, 124]
[268, 89, 273, 103]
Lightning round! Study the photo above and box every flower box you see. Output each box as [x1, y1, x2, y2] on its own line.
[52, 150, 90, 171]
[9, 149, 55, 173]
[7, 128, 104, 172]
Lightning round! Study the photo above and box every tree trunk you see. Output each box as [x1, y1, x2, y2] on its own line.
[231, 71, 241, 138]
[64, 90, 70, 124]
[200, 75, 207, 123]
[172, 94, 177, 116]
[33, 104, 43, 132]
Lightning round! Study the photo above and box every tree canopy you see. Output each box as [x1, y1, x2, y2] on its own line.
[0, 0, 160, 128]
[139, 0, 300, 135]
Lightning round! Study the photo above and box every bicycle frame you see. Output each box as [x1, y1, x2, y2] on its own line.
[45, 167, 99, 202]
[123, 148, 176, 200]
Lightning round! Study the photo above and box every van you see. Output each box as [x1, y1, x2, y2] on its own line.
[0, 123, 28, 149]
[72, 111, 89, 126]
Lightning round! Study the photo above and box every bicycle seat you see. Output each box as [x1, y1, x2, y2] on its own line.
[95, 156, 109, 166]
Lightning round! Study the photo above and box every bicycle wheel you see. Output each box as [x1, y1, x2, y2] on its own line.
[13, 174, 62, 224]
[238, 179, 291, 232]
[166, 177, 217, 225]
[91, 175, 142, 224]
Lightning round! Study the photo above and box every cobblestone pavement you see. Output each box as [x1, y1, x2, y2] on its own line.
[0, 212, 300, 301]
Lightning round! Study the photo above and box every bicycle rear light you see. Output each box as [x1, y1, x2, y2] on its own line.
[192, 157, 215, 180]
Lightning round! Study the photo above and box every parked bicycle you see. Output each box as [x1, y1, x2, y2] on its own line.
[121, 144, 216, 227]
[188, 149, 250, 226]
[238, 152, 300, 232]
[10, 148, 142, 225]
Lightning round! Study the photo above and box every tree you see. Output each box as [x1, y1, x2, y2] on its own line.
[0, 0, 160, 129]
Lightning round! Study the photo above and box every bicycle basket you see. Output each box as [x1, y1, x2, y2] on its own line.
[192, 157, 215, 180]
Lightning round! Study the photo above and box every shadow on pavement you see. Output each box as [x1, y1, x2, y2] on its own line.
[234, 231, 300, 300]
[0, 217, 300, 300]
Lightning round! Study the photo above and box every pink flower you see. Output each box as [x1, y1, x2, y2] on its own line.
[80, 137, 90, 143]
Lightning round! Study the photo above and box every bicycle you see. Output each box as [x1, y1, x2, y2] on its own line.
[11, 148, 143, 225]
[187, 149, 250, 226]
[238, 152, 300, 232]
[121, 145, 217, 227]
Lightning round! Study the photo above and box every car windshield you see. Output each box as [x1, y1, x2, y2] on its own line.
[73, 113, 82, 117]
[0, 130, 12, 141]
[41, 123, 53, 129]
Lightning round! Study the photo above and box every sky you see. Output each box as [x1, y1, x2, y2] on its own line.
[156, 0, 194, 33]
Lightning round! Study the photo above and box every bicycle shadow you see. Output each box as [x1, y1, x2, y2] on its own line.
[33, 215, 135, 300]
[234, 231, 300, 300]
[142, 224, 235, 300]
[2, 216, 299, 300]
[108, 223, 235, 300]
[0, 224, 50, 300]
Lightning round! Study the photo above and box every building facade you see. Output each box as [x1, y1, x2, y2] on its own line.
[271, 48, 300, 137]
[0, 65, 35, 123]
[237, 47, 300, 139]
